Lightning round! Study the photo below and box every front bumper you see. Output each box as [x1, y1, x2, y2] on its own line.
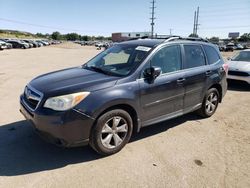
[227, 75, 250, 84]
[20, 95, 95, 147]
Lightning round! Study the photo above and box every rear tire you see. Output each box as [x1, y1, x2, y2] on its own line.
[197, 88, 219, 118]
[89, 109, 133, 155]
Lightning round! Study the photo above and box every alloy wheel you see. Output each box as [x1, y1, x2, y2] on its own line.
[100, 116, 128, 149]
[205, 92, 218, 114]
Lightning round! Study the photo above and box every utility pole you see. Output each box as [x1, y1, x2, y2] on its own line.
[150, 0, 156, 38]
[193, 6, 200, 37]
[169, 28, 173, 35]
[193, 11, 196, 35]
[196, 6, 200, 36]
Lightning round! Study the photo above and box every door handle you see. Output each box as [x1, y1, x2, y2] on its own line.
[206, 70, 212, 76]
[177, 78, 185, 84]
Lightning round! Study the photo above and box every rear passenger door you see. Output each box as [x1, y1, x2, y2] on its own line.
[182, 44, 210, 110]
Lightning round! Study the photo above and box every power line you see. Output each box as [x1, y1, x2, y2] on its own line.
[0, 17, 110, 34]
[200, 25, 250, 30]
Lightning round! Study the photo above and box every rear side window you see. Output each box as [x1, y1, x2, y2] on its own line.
[203, 45, 221, 64]
[184, 45, 206, 69]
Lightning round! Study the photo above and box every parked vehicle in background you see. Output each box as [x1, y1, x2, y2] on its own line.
[23, 40, 39, 48]
[35, 40, 46, 46]
[0, 40, 12, 50]
[218, 45, 226, 51]
[41, 40, 50, 46]
[35, 40, 44, 47]
[21, 40, 33, 48]
[227, 49, 250, 84]
[225, 43, 234, 51]
[235, 44, 244, 50]
[20, 36, 228, 155]
[7, 40, 29, 49]
[0, 41, 8, 50]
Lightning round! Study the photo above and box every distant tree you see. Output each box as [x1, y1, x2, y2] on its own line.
[36, 32, 46, 38]
[96, 36, 105, 40]
[105, 37, 112, 41]
[65, 33, 80, 41]
[189, 33, 198, 38]
[45, 33, 51, 39]
[81, 35, 90, 41]
[239, 33, 250, 42]
[51, 31, 61, 40]
[209, 37, 220, 43]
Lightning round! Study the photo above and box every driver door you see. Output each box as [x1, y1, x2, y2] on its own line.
[138, 45, 185, 126]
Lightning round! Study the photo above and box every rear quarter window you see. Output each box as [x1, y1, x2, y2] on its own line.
[203, 45, 221, 64]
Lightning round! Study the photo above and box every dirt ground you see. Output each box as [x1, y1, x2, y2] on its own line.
[0, 43, 249, 188]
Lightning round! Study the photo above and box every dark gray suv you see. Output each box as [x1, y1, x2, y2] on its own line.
[20, 37, 227, 155]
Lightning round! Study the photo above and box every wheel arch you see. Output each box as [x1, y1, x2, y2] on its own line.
[93, 103, 140, 135]
[209, 83, 222, 102]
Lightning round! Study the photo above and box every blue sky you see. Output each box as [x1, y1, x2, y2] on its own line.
[0, 0, 249, 38]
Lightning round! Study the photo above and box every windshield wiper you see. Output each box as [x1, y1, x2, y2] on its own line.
[86, 66, 111, 75]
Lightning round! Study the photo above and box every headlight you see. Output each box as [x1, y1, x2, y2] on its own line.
[44, 92, 90, 111]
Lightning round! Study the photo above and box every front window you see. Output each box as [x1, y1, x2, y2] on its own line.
[232, 51, 250, 62]
[83, 44, 151, 76]
[150, 45, 182, 74]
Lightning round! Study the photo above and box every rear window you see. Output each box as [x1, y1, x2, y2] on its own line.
[203, 45, 220, 64]
[184, 45, 206, 69]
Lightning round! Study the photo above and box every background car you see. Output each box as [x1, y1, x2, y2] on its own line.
[20, 40, 33, 48]
[218, 44, 226, 51]
[227, 49, 250, 84]
[235, 44, 244, 50]
[23, 40, 39, 48]
[0, 41, 8, 50]
[7, 40, 29, 49]
[225, 43, 234, 51]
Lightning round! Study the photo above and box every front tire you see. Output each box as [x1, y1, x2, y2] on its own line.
[90, 109, 133, 155]
[197, 88, 219, 118]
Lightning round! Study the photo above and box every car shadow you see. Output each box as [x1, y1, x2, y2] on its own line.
[0, 120, 101, 176]
[0, 113, 202, 176]
[131, 113, 202, 142]
[227, 80, 250, 91]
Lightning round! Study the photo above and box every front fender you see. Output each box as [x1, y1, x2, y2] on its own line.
[75, 81, 141, 120]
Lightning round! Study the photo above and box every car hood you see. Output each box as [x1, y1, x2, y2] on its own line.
[227, 61, 250, 72]
[29, 67, 119, 97]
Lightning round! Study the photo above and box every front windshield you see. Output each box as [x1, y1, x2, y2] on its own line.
[83, 44, 151, 76]
[232, 51, 250, 62]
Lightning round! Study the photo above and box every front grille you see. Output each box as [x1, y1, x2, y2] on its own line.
[228, 71, 249, 77]
[23, 86, 42, 110]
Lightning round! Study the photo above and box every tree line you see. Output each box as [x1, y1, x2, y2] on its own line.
[189, 33, 250, 43]
[36, 31, 111, 41]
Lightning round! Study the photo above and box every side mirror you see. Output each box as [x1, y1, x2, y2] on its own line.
[143, 66, 161, 79]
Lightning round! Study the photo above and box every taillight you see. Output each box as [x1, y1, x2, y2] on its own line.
[223, 63, 229, 74]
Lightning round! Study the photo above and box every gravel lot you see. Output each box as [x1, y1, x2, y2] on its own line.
[0, 43, 249, 188]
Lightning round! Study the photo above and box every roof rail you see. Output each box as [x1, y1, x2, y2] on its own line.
[184, 37, 209, 42]
[163, 36, 209, 43]
[127, 35, 209, 43]
[164, 36, 181, 42]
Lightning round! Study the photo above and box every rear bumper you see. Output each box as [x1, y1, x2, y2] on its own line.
[227, 75, 250, 84]
[20, 95, 95, 147]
